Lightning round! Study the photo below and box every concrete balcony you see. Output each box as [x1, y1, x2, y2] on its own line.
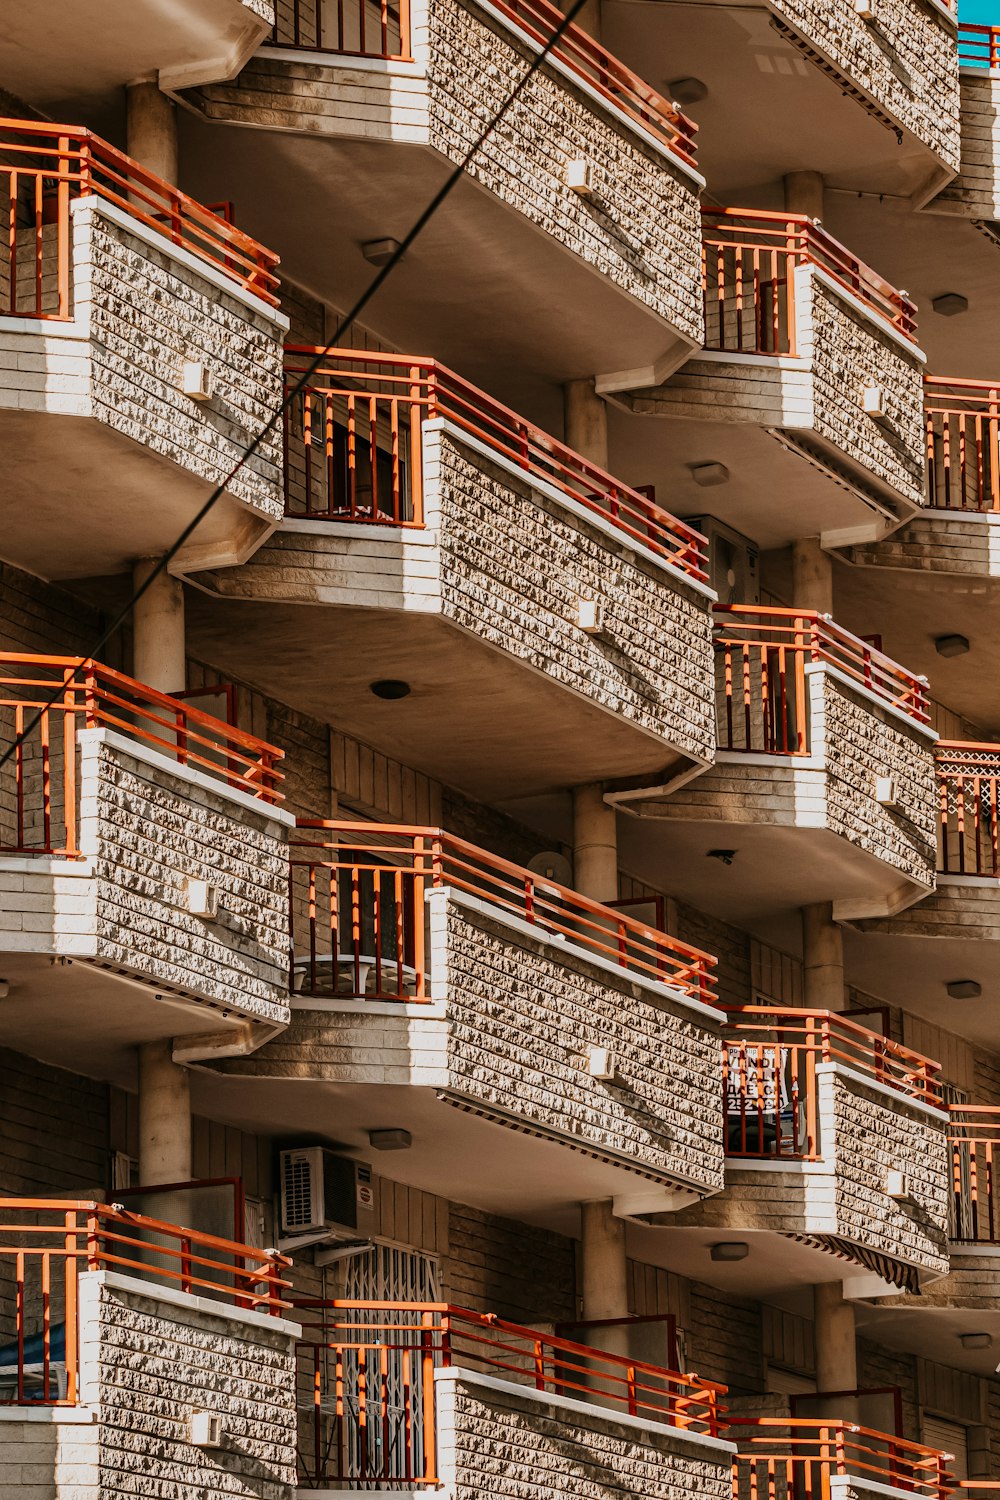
[0, 120, 285, 584]
[734, 1420, 954, 1500]
[210, 819, 727, 1224]
[179, 0, 706, 396]
[600, 0, 959, 205]
[611, 607, 938, 927]
[659, 1007, 950, 1297]
[187, 349, 717, 803]
[0, 1198, 297, 1499]
[600, 212, 928, 552]
[0, 654, 292, 1081]
[927, 26, 1000, 227]
[294, 1297, 733, 1495]
[0, 0, 271, 120]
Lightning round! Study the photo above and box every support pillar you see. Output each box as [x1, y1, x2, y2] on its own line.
[580, 1199, 629, 1358]
[791, 537, 834, 615]
[126, 76, 178, 184]
[132, 557, 186, 695]
[814, 1281, 857, 1420]
[784, 171, 825, 222]
[801, 902, 845, 1013]
[563, 378, 608, 470]
[138, 1040, 192, 1186]
[573, 784, 618, 903]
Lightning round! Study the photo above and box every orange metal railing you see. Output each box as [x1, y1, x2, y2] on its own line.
[724, 1007, 944, 1161]
[702, 209, 918, 356]
[937, 741, 1000, 877]
[0, 653, 283, 855]
[294, 1299, 726, 1487]
[949, 1107, 1000, 1244]
[269, 0, 698, 166]
[713, 605, 930, 754]
[0, 118, 279, 318]
[926, 378, 1000, 512]
[289, 820, 718, 1004]
[0, 1199, 289, 1406]
[282, 346, 709, 580]
[732, 1419, 954, 1500]
[958, 24, 1000, 68]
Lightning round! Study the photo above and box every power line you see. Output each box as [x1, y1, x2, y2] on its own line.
[0, 0, 590, 771]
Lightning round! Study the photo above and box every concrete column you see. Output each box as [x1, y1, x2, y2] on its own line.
[814, 1282, 857, 1420]
[573, 784, 618, 903]
[791, 537, 834, 615]
[132, 557, 186, 695]
[580, 1199, 629, 1358]
[126, 76, 178, 184]
[784, 171, 825, 222]
[801, 903, 845, 1012]
[138, 1040, 192, 1185]
[563, 378, 608, 470]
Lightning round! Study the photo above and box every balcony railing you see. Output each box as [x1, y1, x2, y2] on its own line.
[733, 1419, 954, 1500]
[949, 1106, 1000, 1243]
[926, 378, 1000, 512]
[937, 741, 1000, 876]
[293, 1299, 726, 1487]
[0, 654, 284, 856]
[702, 209, 918, 356]
[724, 1007, 944, 1162]
[290, 819, 718, 1004]
[282, 347, 709, 581]
[714, 605, 931, 754]
[0, 1199, 289, 1405]
[958, 24, 1000, 68]
[269, 0, 699, 167]
[0, 118, 280, 318]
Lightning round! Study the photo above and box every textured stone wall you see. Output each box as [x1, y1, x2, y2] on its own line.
[771, 0, 959, 172]
[78, 1273, 297, 1500]
[804, 273, 925, 511]
[81, 200, 284, 518]
[857, 878, 1000, 940]
[818, 672, 937, 888]
[847, 513, 1000, 577]
[83, 731, 290, 1021]
[931, 72, 1000, 219]
[431, 427, 716, 766]
[822, 1065, 949, 1275]
[437, 893, 724, 1190]
[435, 1369, 733, 1500]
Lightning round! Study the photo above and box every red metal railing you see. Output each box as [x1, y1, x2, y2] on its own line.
[937, 741, 1000, 876]
[702, 209, 918, 355]
[269, 0, 698, 167]
[713, 605, 930, 754]
[289, 820, 718, 1004]
[282, 347, 709, 581]
[0, 654, 283, 856]
[294, 1299, 726, 1487]
[0, 119, 279, 318]
[949, 1107, 1000, 1244]
[724, 1007, 944, 1161]
[0, 1199, 289, 1406]
[926, 378, 1000, 512]
[272, 0, 410, 57]
[958, 24, 1000, 68]
[733, 1419, 954, 1500]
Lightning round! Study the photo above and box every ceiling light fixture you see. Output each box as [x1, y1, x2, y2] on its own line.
[370, 679, 411, 700]
[931, 293, 969, 318]
[361, 237, 401, 267]
[690, 461, 730, 488]
[369, 1129, 413, 1151]
[946, 979, 982, 1000]
[668, 76, 708, 106]
[934, 634, 970, 658]
[710, 1242, 749, 1262]
[707, 849, 737, 866]
[960, 1332, 992, 1350]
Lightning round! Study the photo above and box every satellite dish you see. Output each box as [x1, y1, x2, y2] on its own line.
[526, 850, 573, 888]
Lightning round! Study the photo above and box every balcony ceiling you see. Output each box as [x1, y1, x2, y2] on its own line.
[843, 924, 1000, 1053]
[1, 0, 268, 130]
[600, 2, 950, 206]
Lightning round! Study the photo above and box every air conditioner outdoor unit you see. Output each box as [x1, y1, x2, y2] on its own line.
[686, 515, 760, 606]
[279, 1148, 377, 1240]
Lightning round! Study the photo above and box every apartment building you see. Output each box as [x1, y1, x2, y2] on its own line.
[1, 0, 1000, 1496]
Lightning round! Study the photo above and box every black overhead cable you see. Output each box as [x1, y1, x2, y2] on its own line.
[0, 0, 591, 772]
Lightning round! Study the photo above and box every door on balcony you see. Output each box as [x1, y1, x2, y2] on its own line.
[322, 1244, 440, 1485]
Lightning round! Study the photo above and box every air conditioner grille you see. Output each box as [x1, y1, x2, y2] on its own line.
[282, 1154, 316, 1230]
